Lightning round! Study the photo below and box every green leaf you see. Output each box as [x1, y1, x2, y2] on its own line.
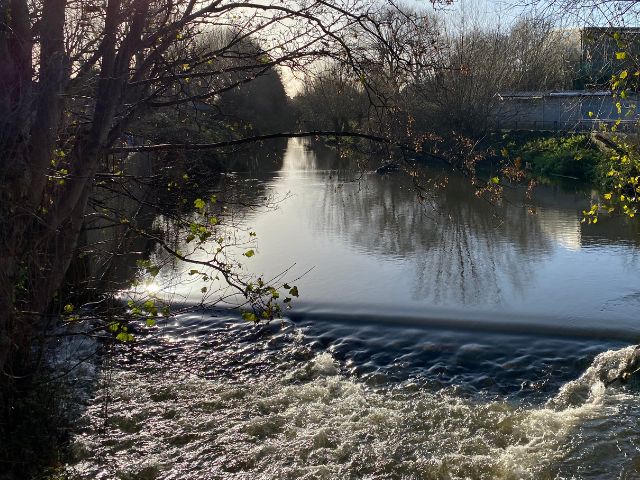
[616, 51, 627, 60]
[194, 198, 206, 210]
[490, 176, 500, 185]
[116, 332, 134, 342]
[242, 312, 258, 322]
[146, 318, 156, 327]
[289, 286, 299, 297]
[143, 300, 155, 311]
[63, 303, 74, 314]
[244, 249, 255, 258]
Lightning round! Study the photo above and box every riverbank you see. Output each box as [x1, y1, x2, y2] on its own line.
[0, 320, 101, 480]
[483, 131, 606, 184]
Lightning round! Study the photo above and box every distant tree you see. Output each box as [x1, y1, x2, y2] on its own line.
[295, 7, 580, 137]
[295, 62, 368, 132]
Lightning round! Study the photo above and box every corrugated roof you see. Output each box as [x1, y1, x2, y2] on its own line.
[497, 90, 613, 100]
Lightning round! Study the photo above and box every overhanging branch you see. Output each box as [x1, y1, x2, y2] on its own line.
[109, 131, 405, 153]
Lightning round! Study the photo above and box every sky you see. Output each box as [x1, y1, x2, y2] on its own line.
[420, 0, 640, 28]
[281, 0, 640, 95]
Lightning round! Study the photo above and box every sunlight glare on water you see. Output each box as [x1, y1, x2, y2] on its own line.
[63, 315, 640, 479]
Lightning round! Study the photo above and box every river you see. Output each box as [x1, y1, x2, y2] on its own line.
[63, 139, 640, 479]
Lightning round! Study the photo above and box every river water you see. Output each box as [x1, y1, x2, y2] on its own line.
[64, 140, 640, 479]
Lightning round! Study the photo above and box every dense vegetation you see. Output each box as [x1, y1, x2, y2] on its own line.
[492, 133, 604, 182]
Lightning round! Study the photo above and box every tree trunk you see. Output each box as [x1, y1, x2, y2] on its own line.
[0, 0, 66, 374]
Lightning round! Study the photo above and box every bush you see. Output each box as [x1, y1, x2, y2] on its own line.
[519, 134, 603, 181]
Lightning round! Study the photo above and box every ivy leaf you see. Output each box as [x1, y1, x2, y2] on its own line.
[244, 249, 255, 258]
[242, 312, 258, 322]
[289, 286, 299, 297]
[194, 198, 206, 210]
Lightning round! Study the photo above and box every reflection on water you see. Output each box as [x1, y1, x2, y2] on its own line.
[316, 166, 549, 306]
[141, 139, 640, 334]
[190, 139, 639, 333]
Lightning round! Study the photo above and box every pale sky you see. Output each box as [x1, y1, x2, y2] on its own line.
[281, 0, 640, 95]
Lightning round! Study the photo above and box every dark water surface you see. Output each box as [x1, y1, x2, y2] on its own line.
[64, 140, 640, 479]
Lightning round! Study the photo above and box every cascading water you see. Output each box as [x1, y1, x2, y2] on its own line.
[61, 314, 640, 480]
